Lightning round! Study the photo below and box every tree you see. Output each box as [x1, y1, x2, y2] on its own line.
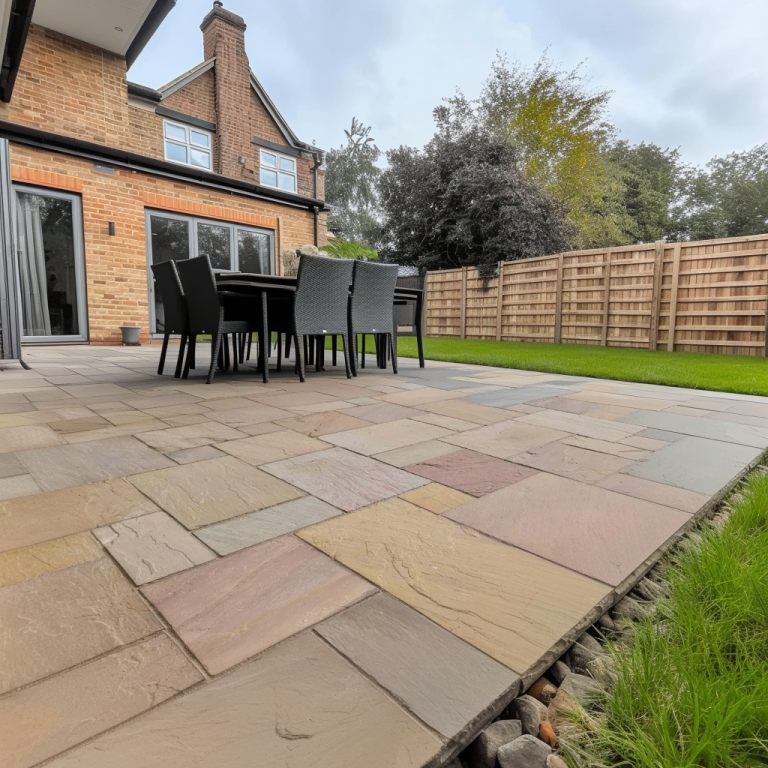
[378, 115, 573, 278]
[678, 144, 768, 240]
[323, 118, 382, 247]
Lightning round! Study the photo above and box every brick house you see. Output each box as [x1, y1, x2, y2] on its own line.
[0, 0, 327, 347]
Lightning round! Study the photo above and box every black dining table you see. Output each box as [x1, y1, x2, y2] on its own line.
[215, 272, 425, 382]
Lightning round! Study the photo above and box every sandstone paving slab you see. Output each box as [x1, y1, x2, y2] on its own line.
[48, 415, 110, 434]
[375, 439, 461, 468]
[136, 421, 246, 452]
[17, 435, 175, 492]
[463, 385, 577, 408]
[526, 396, 602, 414]
[275, 410, 372, 436]
[568, 391, 677, 410]
[217, 430, 328, 465]
[299, 499, 611, 674]
[619, 434, 669, 451]
[587, 405, 637, 421]
[337, 401, 424, 423]
[44, 631, 440, 768]
[559, 434, 650, 461]
[95, 511, 217, 585]
[142, 535, 376, 675]
[637, 427, 685, 442]
[166, 445, 226, 464]
[0, 632, 202, 768]
[719, 400, 768, 419]
[407, 449, 539, 497]
[418, 399, 513, 425]
[446, 473, 691, 586]
[441, 420, 566, 459]
[324, 418, 453, 456]
[250, 391, 339, 409]
[596, 473, 709, 514]
[129, 456, 303, 529]
[195, 496, 343, 554]
[625, 436, 762, 495]
[378, 387, 468, 407]
[705, 410, 768, 430]
[0, 532, 102, 588]
[517, 409, 644, 442]
[317, 592, 521, 740]
[0, 453, 26, 478]
[400, 482, 474, 514]
[0, 424, 64, 453]
[203, 403, 294, 428]
[622, 409, 768, 448]
[410, 412, 481, 431]
[0, 557, 160, 694]
[0, 473, 40, 500]
[511, 442, 633, 484]
[263, 447, 427, 511]
[59, 383, 136, 399]
[0, 479, 160, 553]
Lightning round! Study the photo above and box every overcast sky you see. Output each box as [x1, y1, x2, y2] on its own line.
[129, 0, 768, 167]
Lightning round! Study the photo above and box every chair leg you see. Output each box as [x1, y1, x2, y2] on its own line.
[247, 332, 253, 361]
[361, 334, 366, 369]
[232, 335, 239, 373]
[157, 333, 169, 375]
[276, 333, 283, 372]
[315, 336, 324, 373]
[341, 333, 352, 379]
[207, 332, 223, 384]
[308, 335, 315, 366]
[349, 331, 358, 377]
[332, 335, 337, 367]
[295, 333, 305, 383]
[174, 332, 187, 379]
[285, 333, 292, 359]
[182, 337, 196, 379]
[390, 333, 398, 374]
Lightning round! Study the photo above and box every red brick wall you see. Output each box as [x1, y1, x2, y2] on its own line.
[162, 70, 217, 125]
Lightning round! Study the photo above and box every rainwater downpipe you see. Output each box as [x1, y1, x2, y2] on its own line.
[311, 151, 323, 246]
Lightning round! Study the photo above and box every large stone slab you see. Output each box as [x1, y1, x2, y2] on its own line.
[0, 425, 64, 453]
[205, 403, 294, 428]
[511, 442, 632, 484]
[216, 430, 328, 465]
[596, 473, 708, 514]
[418, 399, 513, 425]
[408, 449, 539, 496]
[622, 409, 768, 448]
[195, 496, 343, 554]
[136, 422, 246, 452]
[129, 456, 303, 529]
[275, 410, 372, 436]
[463, 385, 577, 407]
[337, 401, 423, 423]
[0, 633, 202, 768]
[375, 439, 461, 468]
[446, 473, 691, 586]
[142, 535, 376, 674]
[44, 632, 440, 768]
[0, 479, 160, 553]
[400, 482, 473, 514]
[517, 410, 643, 442]
[441, 420, 566, 459]
[0, 557, 160, 694]
[625, 436, 761, 495]
[317, 592, 520, 740]
[324, 418, 453, 456]
[94, 511, 216, 585]
[17, 435, 175, 491]
[263, 447, 427, 511]
[378, 387, 467, 407]
[298, 499, 610, 674]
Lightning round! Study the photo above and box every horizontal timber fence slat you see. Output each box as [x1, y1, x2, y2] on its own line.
[424, 233, 768, 356]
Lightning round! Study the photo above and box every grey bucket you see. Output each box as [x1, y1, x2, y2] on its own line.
[119, 326, 141, 344]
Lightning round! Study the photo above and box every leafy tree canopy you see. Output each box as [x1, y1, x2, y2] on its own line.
[324, 118, 382, 247]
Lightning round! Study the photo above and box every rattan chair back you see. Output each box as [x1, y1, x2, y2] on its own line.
[294, 255, 354, 335]
[350, 261, 399, 334]
[175, 256, 221, 334]
[150, 260, 187, 334]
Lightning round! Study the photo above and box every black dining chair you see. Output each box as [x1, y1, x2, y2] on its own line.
[150, 260, 188, 378]
[348, 260, 399, 375]
[175, 255, 251, 384]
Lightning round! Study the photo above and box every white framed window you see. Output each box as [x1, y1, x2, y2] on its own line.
[259, 149, 296, 192]
[163, 120, 212, 171]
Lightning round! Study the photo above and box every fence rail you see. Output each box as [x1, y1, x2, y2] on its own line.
[424, 234, 768, 356]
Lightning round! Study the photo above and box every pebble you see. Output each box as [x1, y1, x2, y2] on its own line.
[549, 660, 570, 685]
[497, 735, 551, 768]
[546, 755, 569, 768]
[513, 695, 549, 736]
[468, 719, 523, 768]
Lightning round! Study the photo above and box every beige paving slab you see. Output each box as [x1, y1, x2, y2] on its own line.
[166, 445, 226, 464]
[251, 391, 339, 409]
[0, 532, 103, 588]
[324, 418, 453, 456]
[517, 409, 644, 441]
[418, 399, 512, 425]
[0, 479, 161, 553]
[400, 483, 473, 514]
[378, 387, 468, 407]
[0, 424, 64, 453]
[289, 400, 358, 414]
[446, 474, 691, 587]
[0, 633, 202, 768]
[137, 421, 246, 452]
[276, 410, 372, 436]
[142, 535, 376, 675]
[337, 401, 424, 423]
[587, 405, 638, 421]
[596, 473, 709, 514]
[560, 434, 651, 461]
[375, 439, 461, 468]
[0, 473, 40, 500]
[206, 403, 294, 428]
[511, 442, 633, 484]
[0, 557, 161, 694]
[95, 511, 217, 585]
[298, 499, 611, 674]
[129, 456, 304, 529]
[619, 434, 670, 451]
[441, 419, 566, 459]
[568, 391, 677, 410]
[48, 415, 110, 434]
[102, 411, 166, 427]
[217, 430, 328, 465]
[44, 631, 440, 768]
[411, 412, 490, 431]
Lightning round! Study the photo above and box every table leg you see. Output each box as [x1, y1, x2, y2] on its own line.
[259, 291, 269, 383]
[415, 293, 425, 368]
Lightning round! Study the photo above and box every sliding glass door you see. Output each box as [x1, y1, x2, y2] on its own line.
[14, 186, 87, 342]
[146, 210, 274, 334]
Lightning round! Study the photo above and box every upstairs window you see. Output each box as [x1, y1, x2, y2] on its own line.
[164, 120, 212, 171]
[260, 150, 296, 192]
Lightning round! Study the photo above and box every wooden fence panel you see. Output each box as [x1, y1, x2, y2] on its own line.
[424, 233, 768, 356]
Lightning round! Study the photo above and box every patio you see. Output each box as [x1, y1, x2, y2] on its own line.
[2, 343, 767, 768]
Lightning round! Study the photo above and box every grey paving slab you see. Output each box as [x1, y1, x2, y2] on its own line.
[316, 592, 520, 740]
[462, 385, 577, 407]
[195, 496, 343, 554]
[636, 428, 685, 443]
[626, 436, 762, 495]
[622, 410, 768, 448]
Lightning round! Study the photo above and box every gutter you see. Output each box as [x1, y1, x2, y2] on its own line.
[0, 120, 330, 213]
[125, 0, 177, 70]
[0, 0, 36, 104]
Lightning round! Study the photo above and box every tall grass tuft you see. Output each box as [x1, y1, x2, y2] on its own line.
[575, 470, 768, 767]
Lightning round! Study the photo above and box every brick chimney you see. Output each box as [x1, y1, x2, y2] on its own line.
[201, 2, 251, 177]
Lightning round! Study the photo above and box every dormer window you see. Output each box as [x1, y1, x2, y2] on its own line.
[164, 120, 212, 171]
[260, 150, 296, 193]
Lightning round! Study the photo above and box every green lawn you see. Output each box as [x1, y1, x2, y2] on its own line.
[393, 337, 768, 396]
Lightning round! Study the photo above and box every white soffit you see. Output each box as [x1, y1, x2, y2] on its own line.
[0, 0, 12, 63]
[32, 0, 156, 55]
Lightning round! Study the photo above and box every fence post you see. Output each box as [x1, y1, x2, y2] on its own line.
[601, 249, 612, 346]
[422, 271, 430, 340]
[495, 261, 504, 341]
[667, 242, 682, 352]
[553, 253, 564, 344]
[460, 267, 468, 339]
[648, 241, 665, 350]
